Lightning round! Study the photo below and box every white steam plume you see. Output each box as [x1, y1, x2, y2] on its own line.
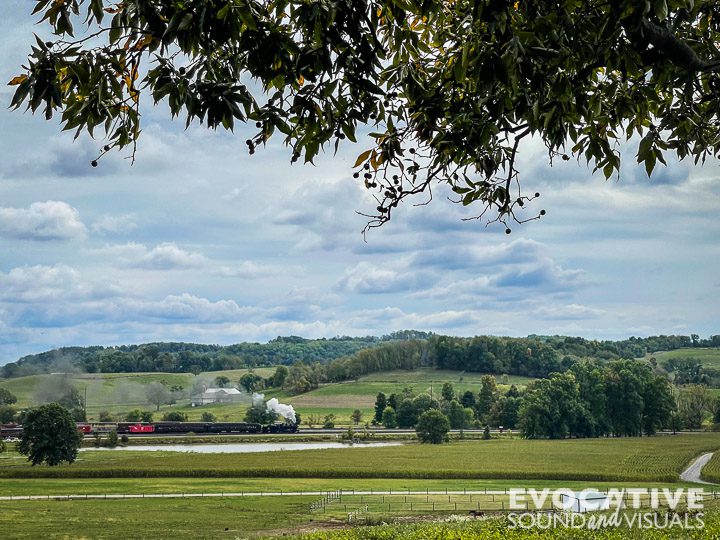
[266, 398, 296, 423]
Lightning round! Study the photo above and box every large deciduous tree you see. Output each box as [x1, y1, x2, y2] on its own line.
[17, 403, 83, 466]
[11, 1, 720, 232]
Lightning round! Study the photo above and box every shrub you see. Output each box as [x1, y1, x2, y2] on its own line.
[415, 410, 450, 444]
[161, 411, 188, 422]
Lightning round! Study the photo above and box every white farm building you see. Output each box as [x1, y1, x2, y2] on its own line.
[190, 387, 243, 406]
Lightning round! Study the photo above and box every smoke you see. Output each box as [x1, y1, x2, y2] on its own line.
[266, 397, 296, 423]
[251, 393, 265, 408]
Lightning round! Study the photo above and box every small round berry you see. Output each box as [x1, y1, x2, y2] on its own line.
[505, 228, 511, 235]
[91, 160, 98, 167]
[540, 209, 546, 216]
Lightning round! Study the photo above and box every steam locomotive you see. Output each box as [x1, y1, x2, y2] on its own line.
[2, 420, 299, 439]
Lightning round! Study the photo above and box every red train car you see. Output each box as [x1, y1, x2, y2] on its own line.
[129, 423, 155, 433]
[76, 423, 93, 433]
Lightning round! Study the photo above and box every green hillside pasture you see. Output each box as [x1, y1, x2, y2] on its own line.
[651, 348, 720, 369]
[2, 434, 718, 482]
[0, 368, 275, 421]
[289, 369, 535, 423]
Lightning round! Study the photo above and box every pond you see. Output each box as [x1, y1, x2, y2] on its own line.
[83, 442, 403, 453]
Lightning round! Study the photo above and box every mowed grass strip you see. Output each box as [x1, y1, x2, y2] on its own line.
[2, 435, 719, 482]
[0, 477, 702, 497]
[0, 496, 315, 539]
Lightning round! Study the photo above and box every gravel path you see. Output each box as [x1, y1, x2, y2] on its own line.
[680, 452, 715, 484]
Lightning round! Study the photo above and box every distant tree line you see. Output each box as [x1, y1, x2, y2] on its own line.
[0, 331, 431, 378]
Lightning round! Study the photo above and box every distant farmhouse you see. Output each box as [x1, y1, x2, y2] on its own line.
[191, 387, 243, 406]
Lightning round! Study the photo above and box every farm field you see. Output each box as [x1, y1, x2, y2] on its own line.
[2, 435, 719, 482]
[0, 477, 703, 497]
[650, 348, 720, 369]
[0, 367, 532, 424]
[0, 496, 315, 539]
[0, 368, 277, 421]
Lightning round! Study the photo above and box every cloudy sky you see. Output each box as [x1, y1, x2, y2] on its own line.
[0, 4, 718, 364]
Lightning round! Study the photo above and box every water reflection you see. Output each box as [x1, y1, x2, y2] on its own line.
[83, 442, 403, 453]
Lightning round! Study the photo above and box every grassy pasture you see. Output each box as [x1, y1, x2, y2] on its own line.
[0, 368, 276, 421]
[0, 496, 315, 539]
[2, 435, 718, 482]
[651, 348, 720, 369]
[0, 367, 532, 424]
[0, 477, 704, 497]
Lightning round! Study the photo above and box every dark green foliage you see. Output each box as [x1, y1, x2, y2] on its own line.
[106, 429, 118, 448]
[125, 409, 153, 422]
[214, 376, 230, 388]
[161, 411, 188, 422]
[488, 396, 521, 429]
[244, 406, 276, 425]
[444, 400, 471, 430]
[0, 388, 17, 405]
[0, 405, 16, 424]
[519, 361, 674, 439]
[476, 375, 498, 423]
[373, 392, 387, 423]
[267, 365, 289, 388]
[0, 439, 6, 453]
[97, 410, 113, 422]
[238, 372, 263, 392]
[350, 409, 363, 425]
[16, 2, 720, 232]
[395, 399, 417, 429]
[322, 414, 335, 429]
[17, 403, 83, 466]
[415, 410, 450, 444]
[200, 412, 216, 423]
[460, 390, 476, 409]
[1, 335, 401, 377]
[381, 407, 397, 429]
[714, 398, 720, 424]
[483, 425, 491, 440]
[440, 382, 455, 402]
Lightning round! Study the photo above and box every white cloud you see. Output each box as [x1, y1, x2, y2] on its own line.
[334, 262, 436, 294]
[533, 304, 606, 320]
[99, 242, 208, 269]
[0, 201, 86, 241]
[0, 264, 120, 303]
[91, 214, 138, 235]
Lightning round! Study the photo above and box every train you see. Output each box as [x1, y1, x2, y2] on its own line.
[1, 420, 299, 439]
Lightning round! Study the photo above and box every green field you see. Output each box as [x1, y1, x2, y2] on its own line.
[651, 348, 720, 369]
[2, 435, 718, 482]
[0, 367, 531, 425]
[2, 434, 718, 538]
[0, 368, 277, 421]
[289, 508, 720, 540]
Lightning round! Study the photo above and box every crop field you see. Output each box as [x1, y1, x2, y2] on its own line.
[290, 505, 720, 540]
[650, 348, 720, 369]
[701, 451, 720, 483]
[1, 491, 718, 539]
[2, 435, 718, 482]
